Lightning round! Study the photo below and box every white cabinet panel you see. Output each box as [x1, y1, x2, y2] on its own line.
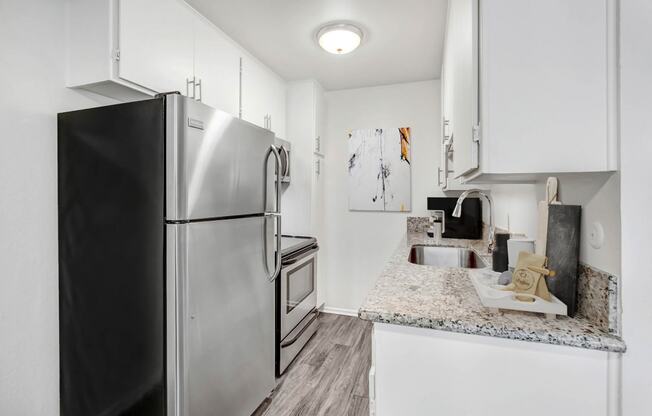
[373, 323, 611, 416]
[480, 0, 610, 174]
[194, 18, 240, 116]
[241, 55, 286, 138]
[449, 0, 478, 178]
[67, 0, 287, 133]
[241, 56, 273, 129]
[440, 0, 617, 183]
[314, 83, 326, 155]
[268, 76, 287, 139]
[118, 0, 194, 95]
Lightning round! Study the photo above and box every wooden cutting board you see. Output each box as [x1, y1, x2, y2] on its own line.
[535, 177, 559, 256]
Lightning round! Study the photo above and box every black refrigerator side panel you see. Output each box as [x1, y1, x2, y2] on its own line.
[58, 99, 166, 416]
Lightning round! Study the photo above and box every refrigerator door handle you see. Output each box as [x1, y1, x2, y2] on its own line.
[280, 146, 290, 177]
[264, 145, 282, 281]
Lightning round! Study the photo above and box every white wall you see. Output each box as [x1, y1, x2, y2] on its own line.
[0, 1, 117, 414]
[322, 80, 443, 312]
[491, 172, 621, 275]
[620, 0, 652, 412]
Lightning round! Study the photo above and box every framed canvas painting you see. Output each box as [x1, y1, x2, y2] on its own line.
[348, 127, 412, 212]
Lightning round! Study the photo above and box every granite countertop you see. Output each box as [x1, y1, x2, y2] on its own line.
[358, 232, 626, 353]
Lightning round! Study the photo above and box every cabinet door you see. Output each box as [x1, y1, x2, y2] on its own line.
[481, 0, 612, 173]
[311, 157, 326, 306]
[314, 83, 326, 155]
[449, 0, 479, 178]
[194, 18, 240, 116]
[241, 55, 273, 130]
[241, 56, 286, 137]
[118, 0, 194, 95]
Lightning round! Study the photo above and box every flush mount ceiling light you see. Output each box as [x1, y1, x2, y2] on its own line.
[317, 23, 363, 55]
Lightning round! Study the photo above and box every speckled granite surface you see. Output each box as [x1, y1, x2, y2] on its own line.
[358, 232, 626, 353]
[577, 264, 621, 336]
[407, 217, 431, 233]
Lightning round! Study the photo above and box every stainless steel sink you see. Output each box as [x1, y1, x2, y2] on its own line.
[408, 245, 488, 269]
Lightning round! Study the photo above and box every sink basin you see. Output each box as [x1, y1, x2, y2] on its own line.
[408, 245, 487, 269]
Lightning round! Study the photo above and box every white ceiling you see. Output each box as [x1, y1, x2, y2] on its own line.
[186, 0, 448, 91]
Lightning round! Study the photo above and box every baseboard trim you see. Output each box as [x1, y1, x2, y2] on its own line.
[321, 306, 359, 317]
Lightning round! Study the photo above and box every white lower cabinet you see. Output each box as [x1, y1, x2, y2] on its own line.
[371, 323, 616, 416]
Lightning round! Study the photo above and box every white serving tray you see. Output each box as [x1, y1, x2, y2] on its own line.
[470, 271, 567, 319]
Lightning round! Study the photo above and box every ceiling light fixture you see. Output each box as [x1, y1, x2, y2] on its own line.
[317, 23, 363, 55]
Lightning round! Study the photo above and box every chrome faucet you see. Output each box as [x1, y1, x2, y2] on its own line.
[452, 189, 495, 253]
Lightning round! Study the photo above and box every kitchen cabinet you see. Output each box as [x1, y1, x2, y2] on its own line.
[66, 0, 285, 125]
[437, 0, 479, 191]
[193, 15, 240, 117]
[282, 80, 326, 306]
[314, 85, 326, 155]
[282, 80, 326, 236]
[439, 0, 618, 187]
[241, 55, 287, 138]
[118, 0, 195, 96]
[66, 0, 193, 100]
[371, 323, 617, 416]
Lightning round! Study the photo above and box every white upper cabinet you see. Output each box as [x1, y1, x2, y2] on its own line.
[448, 0, 478, 178]
[439, 0, 479, 190]
[314, 82, 326, 155]
[118, 0, 194, 95]
[440, 0, 618, 186]
[193, 16, 240, 116]
[241, 55, 287, 138]
[66, 0, 286, 125]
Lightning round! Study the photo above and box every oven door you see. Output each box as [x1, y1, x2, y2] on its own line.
[280, 246, 318, 339]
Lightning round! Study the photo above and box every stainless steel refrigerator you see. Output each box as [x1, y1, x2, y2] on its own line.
[58, 93, 281, 416]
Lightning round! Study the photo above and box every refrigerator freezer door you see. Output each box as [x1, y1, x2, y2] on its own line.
[166, 95, 277, 221]
[167, 217, 275, 416]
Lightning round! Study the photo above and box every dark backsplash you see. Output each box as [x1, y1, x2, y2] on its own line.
[427, 197, 483, 240]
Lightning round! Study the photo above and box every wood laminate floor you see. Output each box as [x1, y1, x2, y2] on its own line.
[261, 313, 372, 416]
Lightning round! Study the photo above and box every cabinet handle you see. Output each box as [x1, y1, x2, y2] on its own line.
[196, 78, 202, 102]
[315, 159, 321, 175]
[186, 77, 195, 99]
[316, 136, 321, 152]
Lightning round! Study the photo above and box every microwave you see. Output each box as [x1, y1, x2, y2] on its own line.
[275, 137, 291, 183]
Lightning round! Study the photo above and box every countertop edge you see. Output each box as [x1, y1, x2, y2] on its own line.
[358, 309, 627, 353]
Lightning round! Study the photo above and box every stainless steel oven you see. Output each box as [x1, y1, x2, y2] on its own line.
[277, 236, 319, 375]
[275, 138, 291, 184]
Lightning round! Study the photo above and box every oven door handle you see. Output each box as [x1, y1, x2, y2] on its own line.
[280, 309, 320, 348]
[282, 246, 319, 266]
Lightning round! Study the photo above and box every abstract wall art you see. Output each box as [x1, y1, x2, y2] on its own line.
[348, 127, 412, 212]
